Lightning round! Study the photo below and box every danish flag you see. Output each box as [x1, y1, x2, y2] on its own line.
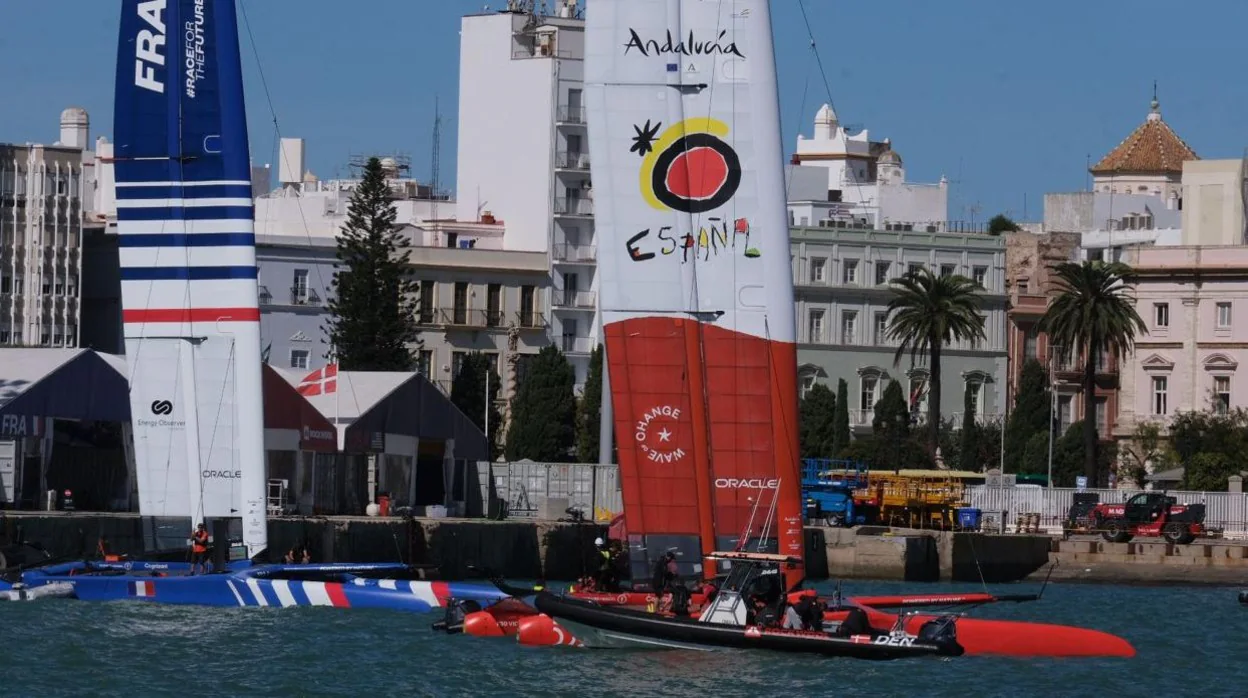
[297, 364, 338, 396]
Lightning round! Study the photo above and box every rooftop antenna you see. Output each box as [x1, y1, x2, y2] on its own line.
[431, 95, 442, 221]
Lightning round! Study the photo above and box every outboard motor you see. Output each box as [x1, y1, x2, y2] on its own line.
[432, 599, 482, 634]
[916, 614, 961, 653]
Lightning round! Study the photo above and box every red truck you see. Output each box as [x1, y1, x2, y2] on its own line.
[1090, 492, 1205, 544]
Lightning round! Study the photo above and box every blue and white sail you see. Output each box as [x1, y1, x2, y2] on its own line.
[115, 0, 266, 556]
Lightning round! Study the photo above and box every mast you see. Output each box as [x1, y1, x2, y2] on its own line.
[586, 0, 802, 585]
[116, 0, 267, 558]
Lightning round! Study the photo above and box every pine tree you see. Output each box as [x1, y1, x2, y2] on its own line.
[576, 345, 604, 463]
[1004, 359, 1051, 469]
[505, 345, 577, 462]
[799, 383, 837, 458]
[832, 378, 851, 456]
[959, 384, 980, 471]
[323, 156, 421, 370]
[450, 352, 502, 460]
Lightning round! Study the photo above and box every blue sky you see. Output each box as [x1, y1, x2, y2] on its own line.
[3, 0, 1245, 222]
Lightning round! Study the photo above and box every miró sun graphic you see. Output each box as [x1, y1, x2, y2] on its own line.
[634, 405, 686, 464]
[625, 117, 760, 264]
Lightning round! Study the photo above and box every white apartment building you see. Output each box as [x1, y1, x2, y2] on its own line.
[789, 104, 953, 233]
[0, 108, 95, 348]
[456, 0, 598, 389]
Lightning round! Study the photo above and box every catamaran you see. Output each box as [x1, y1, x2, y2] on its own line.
[441, 0, 1134, 658]
[0, 0, 508, 613]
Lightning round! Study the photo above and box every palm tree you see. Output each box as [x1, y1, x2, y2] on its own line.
[887, 268, 987, 458]
[1038, 261, 1146, 486]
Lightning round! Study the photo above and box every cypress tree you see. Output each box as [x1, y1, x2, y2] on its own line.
[450, 352, 502, 460]
[505, 345, 577, 462]
[1004, 359, 1051, 469]
[576, 345, 604, 463]
[799, 382, 837, 458]
[871, 380, 910, 441]
[832, 378, 851, 456]
[960, 384, 980, 471]
[323, 156, 421, 370]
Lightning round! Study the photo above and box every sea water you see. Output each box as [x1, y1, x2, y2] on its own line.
[1, 580, 1243, 697]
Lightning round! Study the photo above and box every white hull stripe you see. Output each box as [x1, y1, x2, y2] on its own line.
[227, 580, 247, 607]
[408, 581, 439, 607]
[120, 247, 260, 268]
[116, 180, 253, 188]
[246, 578, 269, 607]
[116, 198, 254, 209]
[119, 221, 255, 235]
[271, 579, 298, 607]
[302, 581, 334, 606]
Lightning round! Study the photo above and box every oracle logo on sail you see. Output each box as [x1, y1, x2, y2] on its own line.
[202, 470, 242, 479]
[635, 405, 686, 463]
[714, 478, 780, 490]
[134, 0, 168, 94]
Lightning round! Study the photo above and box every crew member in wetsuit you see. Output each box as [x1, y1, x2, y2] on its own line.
[651, 551, 677, 595]
[190, 523, 211, 575]
[592, 537, 619, 591]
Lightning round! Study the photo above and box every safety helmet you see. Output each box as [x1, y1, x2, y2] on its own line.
[594, 537, 605, 547]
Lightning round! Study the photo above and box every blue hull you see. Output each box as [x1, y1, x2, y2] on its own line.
[18, 562, 508, 612]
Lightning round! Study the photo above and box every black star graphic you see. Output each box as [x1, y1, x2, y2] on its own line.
[629, 120, 662, 158]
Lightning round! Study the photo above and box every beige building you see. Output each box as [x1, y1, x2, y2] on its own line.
[0, 108, 95, 348]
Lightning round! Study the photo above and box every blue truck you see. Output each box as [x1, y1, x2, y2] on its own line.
[800, 459, 879, 527]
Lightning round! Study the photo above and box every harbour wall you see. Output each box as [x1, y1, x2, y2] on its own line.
[4, 512, 1244, 585]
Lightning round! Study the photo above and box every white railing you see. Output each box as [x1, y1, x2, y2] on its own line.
[553, 243, 597, 263]
[554, 151, 592, 170]
[553, 198, 594, 216]
[964, 485, 1248, 538]
[560, 336, 594, 354]
[553, 290, 597, 308]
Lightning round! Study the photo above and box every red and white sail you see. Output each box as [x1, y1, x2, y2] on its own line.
[586, 0, 802, 585]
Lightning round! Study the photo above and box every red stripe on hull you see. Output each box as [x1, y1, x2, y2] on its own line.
[431, 581, 451, 606]
[324, 582, 350, 608]
[123, 308, 261, 323]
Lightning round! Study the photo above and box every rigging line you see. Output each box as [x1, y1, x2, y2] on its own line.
[784, 51, 816, 203]
[239, 0, 364, 416]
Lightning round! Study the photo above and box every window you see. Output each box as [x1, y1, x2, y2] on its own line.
[940, 264, 956, 278]
[972, 266, 987, 289]
[519, 285, 537, 326]
[907, 263, 923, 276]
[1088, 248, 1105, 262]
[1058, 395, 1073, 431]
[875, 261, 891, 285]
[843, 259, 859, 285]
[861, 377, 879, 412]
[417, 350, 432, 379]
[800, 374, 816, 399]
[453, 282, 469, 324]
[418, 280, 436, 323]
[1095, 397, 1108, 433]
[908, 377, 928, 415]
[841, 310, 858, 344]
[1023, 326, 1038, 359]
[1152, 376, 1168, 416]
[1215, 376, 1231, 414]
[1217, 302, 1232, 329]
[808, 309, 825, 343]
[486, 284, 502, 326]
[1018, 280, 1029, 294]
[562, 318, 580, 352]
[515, 353, 537, 388]
[966, 382, 981, 417]
[1154, 303, 1169, 329]
[810, 258, 826, 283]
[289, 350, 309, 370]
[0, 276, 9, 293]
[873, 312, 889, 345]
[292, 269, 309, 304]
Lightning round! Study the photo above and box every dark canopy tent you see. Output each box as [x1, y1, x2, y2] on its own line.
[0, 349, 131, 509]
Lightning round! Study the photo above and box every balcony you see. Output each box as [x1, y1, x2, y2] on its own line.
[290, 287, 321, 306]
[553, 290, 597, 309]
[556, 105, 586, 124]
[553, 243, 597, 263]
[436, 307, 506, 329]
[515, 310, 547, 329]
[561, 336, 593, 355]
[554, 151, 592, 171]
[553, 198, 594, 217]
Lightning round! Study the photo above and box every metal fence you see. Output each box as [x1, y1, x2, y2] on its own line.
[964, 485, 1248, 539]
[473, 461, 621, 522]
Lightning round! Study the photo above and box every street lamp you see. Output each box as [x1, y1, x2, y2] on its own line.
[1047, 344, 1061, 489]
[894, 413, 905, 473]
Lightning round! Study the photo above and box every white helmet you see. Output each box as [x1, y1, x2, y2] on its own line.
[594, 537, 605, 547]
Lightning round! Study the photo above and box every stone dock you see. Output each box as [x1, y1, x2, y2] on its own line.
[3, 512, 1245, 585]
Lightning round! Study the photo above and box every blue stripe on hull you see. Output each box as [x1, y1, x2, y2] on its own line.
[117, 206, 254, 221]
[119, 233, 256, 248]
[120, 266, 259, 281]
